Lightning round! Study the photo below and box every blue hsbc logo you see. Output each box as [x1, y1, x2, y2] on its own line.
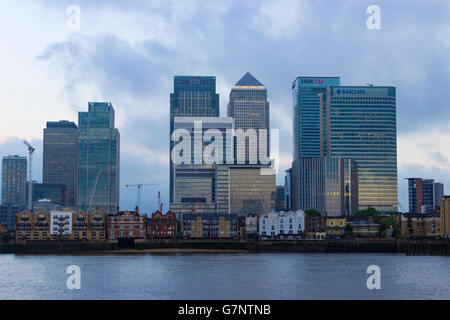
[336, 89, 366, 95]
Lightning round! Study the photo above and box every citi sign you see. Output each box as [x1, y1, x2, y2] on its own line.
[336, 89, 366, 95]
[301, 79, 324, 84]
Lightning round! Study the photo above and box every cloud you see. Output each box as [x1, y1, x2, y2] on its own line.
[2, 0, 450, 211]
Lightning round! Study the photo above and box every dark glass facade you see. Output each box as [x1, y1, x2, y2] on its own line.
[292, 157, 357, 216]
[1, 155, 27, 206]
[43, 120, 78, 207]
[0, 204, 21, 231]
[169, 76, 219, 202]
[77, 102, 120, 214]
[321, 86, 398, 213]
[292, 77, 340, 160]
[31, 183, 67, 206]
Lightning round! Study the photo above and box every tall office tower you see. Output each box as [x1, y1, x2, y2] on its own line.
[43, 120, 78, 207]
[0, 204, 20, 231]
[422, 179, 435, 213]
[407, 178, 422, 213]
[77, 102, 120, 215]
[227, 72, 270, 163]
[1, 155, 27, 206]
[320, 86, 398, 213]
[292, 77, 340, 160]
[434, 182, 444, 211]
[170, 117, 233, 215]
[407, 178, 436, 213]
[292, 157, 358, 217]
[284, 168, 292, 211]
[275, 186, 285, 211]
[169, 76, 219, 203]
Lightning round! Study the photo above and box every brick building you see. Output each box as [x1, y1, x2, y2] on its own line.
[149, 210, 177, 239]
[398, 212, 441, 238]
[107, 209, 146, 240]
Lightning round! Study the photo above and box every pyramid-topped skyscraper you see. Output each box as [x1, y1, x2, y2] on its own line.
[234, 72, 264, 87]
[228, 72, 270, 164]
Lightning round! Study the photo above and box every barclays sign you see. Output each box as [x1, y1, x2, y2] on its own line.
[336, 89, 366, 95]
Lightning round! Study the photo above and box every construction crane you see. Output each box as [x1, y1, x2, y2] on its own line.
[23, 140, 35, 212]
[125, 183, 160, 211]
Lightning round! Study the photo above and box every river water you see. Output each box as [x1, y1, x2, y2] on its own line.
[0, 253, 448, 299]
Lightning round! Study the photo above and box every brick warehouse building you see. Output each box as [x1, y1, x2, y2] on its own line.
[150, 210, 177, 239]
[107, 209, 146, 240]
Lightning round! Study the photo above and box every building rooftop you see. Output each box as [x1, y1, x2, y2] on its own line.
[234, 72, 264, 88]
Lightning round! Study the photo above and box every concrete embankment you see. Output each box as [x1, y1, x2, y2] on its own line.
[0, 239, 449, 255]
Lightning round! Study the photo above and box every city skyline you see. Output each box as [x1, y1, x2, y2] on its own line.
[1, 1, 450, 214]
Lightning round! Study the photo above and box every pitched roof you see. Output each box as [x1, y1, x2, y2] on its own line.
[235, 72, 264, 87]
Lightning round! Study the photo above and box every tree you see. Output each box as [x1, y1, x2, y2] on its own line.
[1, 232, 13, 243]
[344, 223, 353, 237]
[305, 209, 321, 217]
[379, 215, 400, 238]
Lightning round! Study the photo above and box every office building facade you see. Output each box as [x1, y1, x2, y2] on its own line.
[32, 183, 67, 206]
[169, 76, 219, 203]
[1, 155, 27, 206]
[77, 102, 120, 214]
[292, 157, 358, 217]
[407, 178, 437, 214]
[320, 86, 397, 213]
[284, 168, 292, 211]
[434, 182, 444, 211]
[227, 72, 270, 163]
[0, 204, 21, 231]
[229, 165, 276, 215]
[43, 120, 78, 207]
[292, 77, 340, 160]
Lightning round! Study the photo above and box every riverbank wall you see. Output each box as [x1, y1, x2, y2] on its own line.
[1, 239, 449, 255]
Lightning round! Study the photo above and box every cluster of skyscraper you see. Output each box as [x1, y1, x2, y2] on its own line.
[1, 102, 120, 219]
[5, 72, 446, 230]
[169, 73, 276, 216]
[286, 77, 398, 216]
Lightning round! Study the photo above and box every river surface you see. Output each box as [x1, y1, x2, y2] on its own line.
[0, 253, 448, 300]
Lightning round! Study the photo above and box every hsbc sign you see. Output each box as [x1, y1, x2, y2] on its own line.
[300, 79, 325, 85]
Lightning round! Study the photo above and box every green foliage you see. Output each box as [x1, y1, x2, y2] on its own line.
[356, 207, 379, 218]
[1, 232, 13, 243]
[378, 214, 400, 238]
[344, 223, 353, 236]
[176, 219, 182, 235]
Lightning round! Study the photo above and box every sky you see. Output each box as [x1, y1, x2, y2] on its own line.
[0, 0, 450, 213]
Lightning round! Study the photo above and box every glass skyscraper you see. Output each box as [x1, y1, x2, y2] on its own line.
[43, 120, 78, 207]
[292, 157, 358, 217]
[292, 77, 340, 160]
[1, 155, 27, 206]
[169, 76, 219, 202]
[228, 72, 270, 163]
[170, 117, 233, 215]
[77, 102, 120, 215]
[320, 86, 398, 213]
